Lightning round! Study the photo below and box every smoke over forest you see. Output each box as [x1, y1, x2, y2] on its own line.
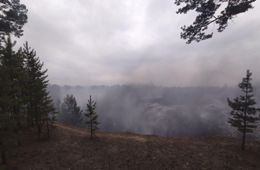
[48, 84, 260, 137]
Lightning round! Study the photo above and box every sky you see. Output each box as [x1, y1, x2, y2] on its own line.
[18, 0, 260, 87]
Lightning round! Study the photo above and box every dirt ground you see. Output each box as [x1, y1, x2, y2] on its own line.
[1, 123, 260, 170]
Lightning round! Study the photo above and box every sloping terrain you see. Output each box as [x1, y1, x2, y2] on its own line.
[1, 123, 260, 170]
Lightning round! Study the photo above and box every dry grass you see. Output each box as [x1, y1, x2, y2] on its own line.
[1, 123, 260, 170]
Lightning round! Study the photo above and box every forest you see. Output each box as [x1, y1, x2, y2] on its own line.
[0, 0, 260, 169]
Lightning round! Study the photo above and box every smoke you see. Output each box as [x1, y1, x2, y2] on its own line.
[48, 84, 260, 137]
[18, 0, 260, 86]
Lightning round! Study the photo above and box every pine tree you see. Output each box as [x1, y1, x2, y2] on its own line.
[60, 94, 82, 126]
[227, 70, 260, 150]
[22, 42, 54, 139]
[0, 36, 26, 164]
[175, 0, 256, 43]
[0, 34, 6, 163]
[85, 96, 99, 139]
[0, 40, 7, 164]
[0, 36, 27, 144]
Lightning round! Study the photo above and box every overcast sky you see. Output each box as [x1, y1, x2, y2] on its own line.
[18, 0, 260, 86]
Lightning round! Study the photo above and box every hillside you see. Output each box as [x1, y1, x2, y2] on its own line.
[2, 124, 260, 170]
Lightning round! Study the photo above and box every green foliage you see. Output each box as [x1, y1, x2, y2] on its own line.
[0, 1, 29, 164]
[60, 94, 82, 126]
[175, 0, 256, 43]
[0, 0, 28, 44]
[0, 37, 55, 164]
[227, 70, 260, 150]
[85, 96, 99, 139]
[0, 36, 26, 135]
[0, 36, 27, 163]
[22, 42, 55, 138]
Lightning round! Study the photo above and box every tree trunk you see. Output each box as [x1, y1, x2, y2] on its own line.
[90, 120, 93, 139]
[0, 140, 6, 165]
[242, 129, 246, 151]
[47, 119, 50, 139]
[1, 150, 6, 165]
[16, 133, 21, 147]
[27, 111, 32, 127]
[16, 121, 22, 147]
[242, 81, 249, 151]
[242, 106, 247, 151]
[38, 124, 42, 140]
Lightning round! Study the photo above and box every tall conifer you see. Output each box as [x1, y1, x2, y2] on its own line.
[227, 70, 260, 150]
[22, 42, 54, 139]
[0, 36, 26, 163]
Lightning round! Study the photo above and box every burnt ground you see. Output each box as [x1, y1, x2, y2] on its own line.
[1, 123, 260, 170]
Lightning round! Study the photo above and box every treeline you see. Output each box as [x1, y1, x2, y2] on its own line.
[0, 36, 56, 164]
[54, 71, 260, 151]
[49, 84, 260, 138]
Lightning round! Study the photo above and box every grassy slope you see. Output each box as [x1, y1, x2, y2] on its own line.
[1, 123, 260, 170]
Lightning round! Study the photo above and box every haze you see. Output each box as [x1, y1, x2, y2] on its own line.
[18, 0, 260, 86]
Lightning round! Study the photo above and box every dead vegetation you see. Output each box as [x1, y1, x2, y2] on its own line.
[1, 123, 260, 170]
